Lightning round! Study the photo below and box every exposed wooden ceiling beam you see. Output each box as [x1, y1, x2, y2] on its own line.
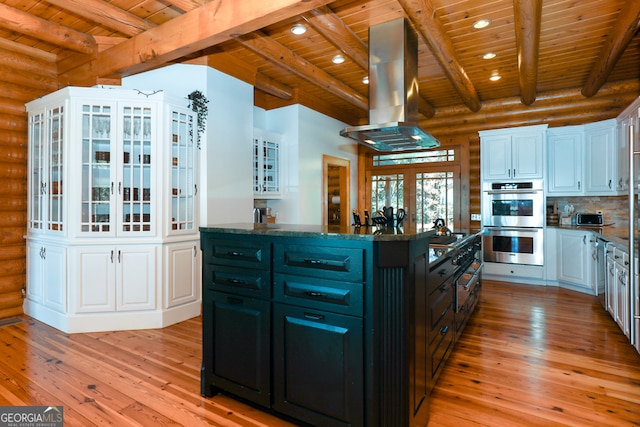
[234, 31, 368, 110]
[45, 0, 155, 37]
[582, 0, 640, 97]
[0, 3, 97, 56]
[255, 74, 294, 100]
[0, 38, 56, 63]
[60, 0, 334, 85]
[302, 6, 434, 118]
[163, 0, 203, 13]
[397, 0, 482, 112]
[302, 6, 369, 70]
[198, 48, 294, 99]
[513, 0, 542, 105]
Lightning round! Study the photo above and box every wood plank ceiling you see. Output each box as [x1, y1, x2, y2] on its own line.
[1, 0, 639, 135]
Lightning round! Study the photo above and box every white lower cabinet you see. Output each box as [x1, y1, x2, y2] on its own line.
[165, 241, 201, 309]
[26, 241, 66, 313]
[75, 245, 156, 313]
[556, 229, 596, 295]
[606, 243, 630, 339]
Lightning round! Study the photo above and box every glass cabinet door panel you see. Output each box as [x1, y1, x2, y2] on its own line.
[47, 107, 64, 232]
[262, 140, 279, 193]
[171, 110, 195, 232]
[121, 106, 153, 233]
[81, 104, 113, 233]
[28, 112, 45, 231]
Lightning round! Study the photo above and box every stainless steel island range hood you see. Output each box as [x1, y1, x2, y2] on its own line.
[340, 18, 440, 152]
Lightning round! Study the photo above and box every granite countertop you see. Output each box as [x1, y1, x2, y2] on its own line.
[200, 222, 439, 241]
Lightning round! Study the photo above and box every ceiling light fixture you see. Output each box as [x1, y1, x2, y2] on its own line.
[290, 24, 307, 35]
[472, 19, 491, 29]
[490, 74, 502, 81]
[332, 54, 345, 64]
[483, 52, 497, 60]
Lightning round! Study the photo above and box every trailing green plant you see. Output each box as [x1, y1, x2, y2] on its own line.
[187, 90, 209, 149]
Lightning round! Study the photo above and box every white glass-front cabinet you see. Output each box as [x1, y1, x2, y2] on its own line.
[253, 129, 282, 198]
[25, 87, 201, 333]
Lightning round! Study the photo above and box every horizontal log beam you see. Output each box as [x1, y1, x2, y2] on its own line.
[0, 3, 97, 56]
[424, 81, 640, 136]
[60, 0, 334, 85]
[234, 31, 368, 110]
[45, 0, 154, 37]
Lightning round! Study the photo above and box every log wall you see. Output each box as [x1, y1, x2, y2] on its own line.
[0, 42, 57, 319]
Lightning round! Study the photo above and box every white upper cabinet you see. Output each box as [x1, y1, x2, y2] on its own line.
[253, 129, 282, 198]
[479, 125, 546, 181]
[547, 119, 621, 196]
[547, 126, 583, 195]
[584, 119, 618, 195]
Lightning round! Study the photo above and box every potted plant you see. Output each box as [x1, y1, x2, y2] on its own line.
[187, 90, 209, 149]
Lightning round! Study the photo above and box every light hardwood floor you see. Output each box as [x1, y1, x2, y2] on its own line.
[0, 280, 639, 426]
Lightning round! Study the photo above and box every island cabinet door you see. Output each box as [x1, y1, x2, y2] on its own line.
[203, 291, 271, 407]
[273, 303, 364, 427]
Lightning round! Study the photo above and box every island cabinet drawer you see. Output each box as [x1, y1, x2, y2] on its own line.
[274, 273, 363, 316]
[202, 237, 270, 270]
[429, 308, 454, 380]
[204, 265, 271, 299]
[428, 282, 453, 330]
[273, 243, 364, 282]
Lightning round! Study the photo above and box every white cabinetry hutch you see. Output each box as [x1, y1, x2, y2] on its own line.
[25, 87, 201, 333]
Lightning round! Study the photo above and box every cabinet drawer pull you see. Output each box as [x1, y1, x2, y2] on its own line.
[439, 284, 448, 292]
[228, 251, 244, 257]
[304, 258, 328, 265]
[227, 297, 243, 305]
[305, 291, 326, 298]
[439, 325, 449, 335]
[304, 312, 325, 321]
[228, 278, 246, 285]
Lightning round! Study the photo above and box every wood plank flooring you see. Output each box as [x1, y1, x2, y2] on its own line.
[0, 280, 638, 426]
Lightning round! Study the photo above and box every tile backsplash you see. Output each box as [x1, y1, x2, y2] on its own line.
[547, 196, 629, 227]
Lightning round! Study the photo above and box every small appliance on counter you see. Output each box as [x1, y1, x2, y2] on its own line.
[573, 213, 604, 226]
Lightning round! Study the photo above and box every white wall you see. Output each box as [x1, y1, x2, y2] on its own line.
[259, 104, 358, 225]
[122, 64, 254, 225]
[123, 64, 358, 226]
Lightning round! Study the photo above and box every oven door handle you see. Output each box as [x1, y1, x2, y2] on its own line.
[485, 190, 542, 195]
[484, 226, 541, 232]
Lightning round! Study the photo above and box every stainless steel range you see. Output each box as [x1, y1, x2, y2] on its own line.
[430, 232, 483, 337]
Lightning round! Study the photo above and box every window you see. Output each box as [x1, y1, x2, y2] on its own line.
[367, 148, 461, 230]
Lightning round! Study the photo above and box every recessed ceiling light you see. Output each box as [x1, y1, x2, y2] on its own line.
[472, 19, 491, 29]
[489, 75, 502, 81]
[362, 76, 369, 84]
[483, 52, 497, 60]
[290, 24, 307, 35]
[332, 54, 345, 64]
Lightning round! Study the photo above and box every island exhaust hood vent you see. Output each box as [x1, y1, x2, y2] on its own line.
[340, 18, 440, 152]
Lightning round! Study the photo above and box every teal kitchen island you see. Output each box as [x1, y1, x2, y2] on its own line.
[200, 223, 482, 427]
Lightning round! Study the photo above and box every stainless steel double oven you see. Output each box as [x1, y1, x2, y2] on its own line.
[482, 180, 544, 266]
